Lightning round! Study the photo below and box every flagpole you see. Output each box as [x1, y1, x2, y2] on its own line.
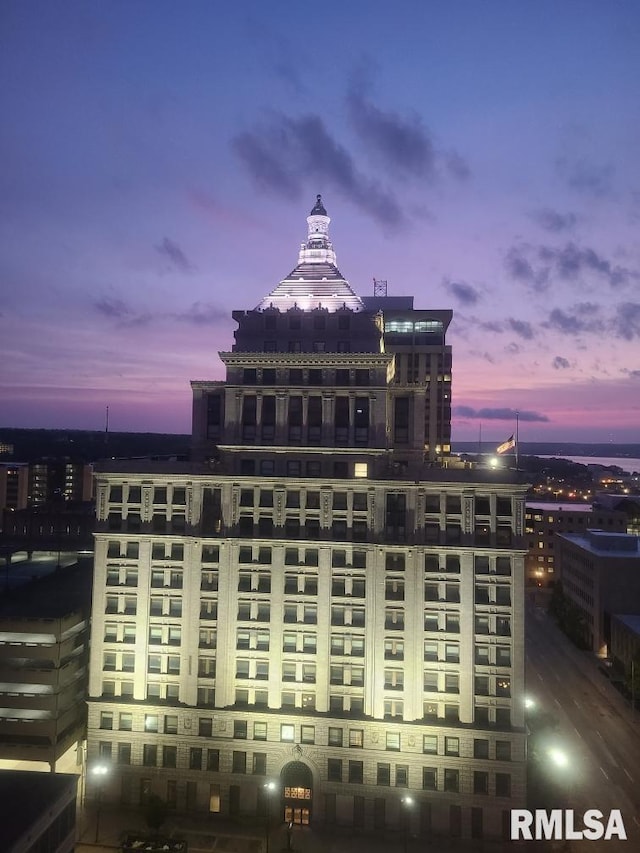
[515, 410, 519, 470]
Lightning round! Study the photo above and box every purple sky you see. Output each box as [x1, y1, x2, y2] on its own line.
[2, 1, 640, 443]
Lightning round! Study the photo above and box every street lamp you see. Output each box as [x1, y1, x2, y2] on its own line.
[401, 795, 414, 853]
[548, 746, 569, 768]
[92, 762, 110, 843]
[263, 780, 277, 853]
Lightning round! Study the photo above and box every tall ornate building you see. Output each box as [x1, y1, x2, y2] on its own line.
[88, 198, 527, 842]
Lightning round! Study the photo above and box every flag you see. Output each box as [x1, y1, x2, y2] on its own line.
[497, 435, 516, 454]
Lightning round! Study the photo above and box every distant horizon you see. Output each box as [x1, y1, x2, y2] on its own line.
[1, 423, 639, 452]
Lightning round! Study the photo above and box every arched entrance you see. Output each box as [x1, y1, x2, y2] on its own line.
[280, 761, 312, 825]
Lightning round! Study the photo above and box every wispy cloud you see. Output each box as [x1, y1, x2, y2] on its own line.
[94, 298, 152, 327]
[346, 87, 437, 180]
[446, 279, 480, 306]
[544, 303, 604, 335]
[508, 318, 534, 340]
[505, 242, 637, 290]
[531, 208, 576, 233]
[556, 157, 615, 197]
[156, 238, 194, 273]
[552, 356, 571, 369]
[454, 406, 549, 422]
[232, 113, 405, 228]
[611, 302, 640, 340]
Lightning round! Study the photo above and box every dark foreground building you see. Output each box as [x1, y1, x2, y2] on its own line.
[87, 198, 527, 842]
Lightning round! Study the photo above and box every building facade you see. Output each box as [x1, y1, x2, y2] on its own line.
[0, 562, 90, 771]
[557, 529, 640, 655]
[524, 501, 627, 587]
[87, 199, 527, 841]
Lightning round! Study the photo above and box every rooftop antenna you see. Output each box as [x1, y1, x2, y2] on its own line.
[373, 278, 388, 297]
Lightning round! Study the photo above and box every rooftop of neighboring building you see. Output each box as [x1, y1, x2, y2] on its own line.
[526, 501, 595, 513]
[612, 614, 640, 636]
[0, 558, 92, 621]
[93, 455, 530, 487]
[558, 529, 640, 556]
[0, 770, 77, 852]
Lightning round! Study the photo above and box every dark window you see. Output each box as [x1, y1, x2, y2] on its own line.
[232, 751, 247, 773]
[327, 758, 342, 782]
[348, 761, 363, 783]
[377, 763, 391, 785]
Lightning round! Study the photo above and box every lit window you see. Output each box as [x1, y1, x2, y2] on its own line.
[354, 463, 368, 478]
[281, 724, 295, 742]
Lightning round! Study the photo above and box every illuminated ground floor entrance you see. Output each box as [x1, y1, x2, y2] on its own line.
[281, 761, 312, 825]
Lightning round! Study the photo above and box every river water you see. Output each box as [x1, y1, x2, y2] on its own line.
[538, 455, 640, 474]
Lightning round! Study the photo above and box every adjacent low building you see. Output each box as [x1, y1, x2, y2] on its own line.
[525, 501, 626, 587]
[556, 530, 640, 655]
[0, 770, 77, 853]
[0, 561, 91, 771]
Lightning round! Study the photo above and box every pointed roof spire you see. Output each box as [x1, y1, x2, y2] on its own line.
[255, 197, 363, 312]
[310, 193, 327, 216]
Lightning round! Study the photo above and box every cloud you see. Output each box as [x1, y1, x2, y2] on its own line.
[611, 302, 640, 340]
[233, 130, 301, 198]
[556, 157, 614, 197]
[445, 150, 471, 181]
[552, 356, 571, 370]
[347, 87, 436, 180]
[508, 318, 534, 340]
[156, 238, 194, 273]
[544, 303, 604, 335]
[453, 406, 549, 422]
[504, 244, 548, 289]
[232, 114, 404, 228]
[505, 242, 637, 290]
[93, 297, 152, 327]
[621, 368, 640, 378]
[94, 297, 130, 320]
[531, 208, 576, 233]
[446, 279, 480, 306]
[173, 302, 227, 325]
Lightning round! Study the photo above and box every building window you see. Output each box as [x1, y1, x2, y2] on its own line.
[445, 737, 459, 757]
[395, 765, 409, 787]
[234, 720, 248, 739]
[496, 773, 511, 797]
[207, 749, 220, 771]
[474, 739, 489, 759]
[189, 748, 202, 770]
[163, 746, 177, 768]
[143, 745, 157, 767]
[349, 729, 364, 748]
[301, 725, 315, 744]
[423, 767, 437, 790]
[232, 751, 246, 774]
[377, 763, 391, 786]
[386, 732, 401, 751]
[444, 769, 459, 792]
[423, 735, 438, 755]
[253, 722, 267, 741]
[99, 712, 113, 730]
[328, 727, 343, 747]
[144, 715, 158, 733]
[281, 724, 295, 742]
[327, 759, 342, 782]
[253, 753, 267, 775]
[348, 761, 363, 783]
[474, 771, 489, 795]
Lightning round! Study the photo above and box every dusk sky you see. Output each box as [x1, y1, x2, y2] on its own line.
[2, 1, 640, 443]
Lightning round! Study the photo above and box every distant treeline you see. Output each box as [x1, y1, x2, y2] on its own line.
[0, 428, 190, 464]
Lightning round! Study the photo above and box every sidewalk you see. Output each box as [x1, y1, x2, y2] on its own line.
[75, 803, 513, 853]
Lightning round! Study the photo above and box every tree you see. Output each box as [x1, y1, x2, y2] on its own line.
[143, 794, 168, 834]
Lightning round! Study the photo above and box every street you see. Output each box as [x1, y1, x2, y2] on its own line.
[525, 595, 640, 852]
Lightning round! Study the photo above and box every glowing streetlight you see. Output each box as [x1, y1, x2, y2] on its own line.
[548, 747, 569, 768]
[401, 796, 414, 853]
[263, 780, 277, 853]
[524, 696, 536, 711]
[92, 763, 110, 843]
